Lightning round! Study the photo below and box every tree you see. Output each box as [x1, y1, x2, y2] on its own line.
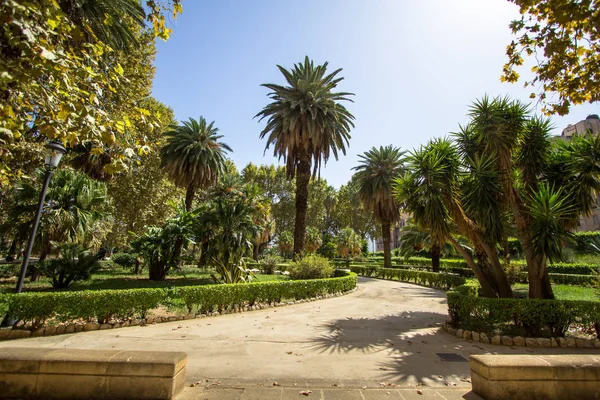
[0, 1, 182, 187]
[333, 176, 377, 239]
[336, 228, 361, 267]
[39, 243, 100, 289]
[278, 231, 294, 259]
[160, 117, 232, 211]
[256, 56, 355, 255]
[353, 146, 405, 268]
[502, 0, 600, 115]
[305, 227, 323, 253]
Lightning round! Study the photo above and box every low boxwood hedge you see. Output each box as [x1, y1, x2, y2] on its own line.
[350, 266, 465, 289]
[447, 284, 600, 338]
[0, 272, 357, 330]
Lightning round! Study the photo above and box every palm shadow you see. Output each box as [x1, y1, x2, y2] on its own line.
[309, 311, 478, 387]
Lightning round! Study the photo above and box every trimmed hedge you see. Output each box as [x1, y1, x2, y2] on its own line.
[0, 272, 357, 330]
[517, 272, 598, 287]
[447, 285, 600, 338]
[350, 266, 465, 290]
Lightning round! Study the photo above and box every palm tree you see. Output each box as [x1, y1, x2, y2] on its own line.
[278, 231, 293, 259]
[336, 227, 360, 267]
[353, 146, 405, 268]
[160, 117, 232, 212]
[305, 227, 323, 253]
[256, 56, 355, 255]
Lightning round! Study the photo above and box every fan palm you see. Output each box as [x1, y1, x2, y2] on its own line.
[256, 56, 355, 255]
[336, 227, 360, 267]
[160, 117, 232, 211]
[353, 146, 405, 268]
[278, 231, 293, 259]
[305, 227, 323, 253]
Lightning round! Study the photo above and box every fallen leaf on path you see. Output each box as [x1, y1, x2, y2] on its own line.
[273, 382, 280, 386]
[416, 389, 423, 395]
[460, 378, 472, 383]
[299, 390, 312, 396]
[332, 384, 338, 387]
[286, 351, 293, 354]
[445, 382, 457, 386]
[379, 367, 388, 371]
[437, 375, 443, 379]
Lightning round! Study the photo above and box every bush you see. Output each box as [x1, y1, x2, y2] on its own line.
[38, 244, 100, 289]
[447, 284, 600, 338]
[350, 266, 466, 289]
[260, 255, 283, 275]
[287, 255, 334, 280]
[110, 252, 138, 269]
[0, 263, 19, 279]
[1, 272, 357, 329]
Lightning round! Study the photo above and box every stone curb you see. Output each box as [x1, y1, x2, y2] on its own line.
[442, 322, 600, 349]
[0, 287, 358, 341]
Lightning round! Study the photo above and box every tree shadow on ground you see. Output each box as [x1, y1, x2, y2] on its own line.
[309, 311, 477, 387]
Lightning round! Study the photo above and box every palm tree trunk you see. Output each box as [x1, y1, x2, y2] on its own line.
[184, 183, 196, 212]
[431, 243, 441, 273]
[447, 236, 496, 297]
[381, 220, 392, 268]
[293, 154, 311, 256]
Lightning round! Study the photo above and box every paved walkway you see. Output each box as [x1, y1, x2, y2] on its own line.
[2, 277, 597, 399]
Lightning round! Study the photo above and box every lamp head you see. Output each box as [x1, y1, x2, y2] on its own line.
[44, 141, 67, 169]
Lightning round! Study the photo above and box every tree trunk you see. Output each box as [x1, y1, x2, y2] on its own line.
[184, 184, 196, 212]
[447, 236, 496, 297]
[477, 240, 513, 298]
[522, 237, 555, 299]
[431, 243, 441, 273]
[293, 154, 311, 256]
[149, 261, 167, 281]
[381, 220, 392, 268]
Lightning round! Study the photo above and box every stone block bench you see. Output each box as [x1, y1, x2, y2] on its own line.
[0, 348, 187, 399]
[470, 354, 600, 400]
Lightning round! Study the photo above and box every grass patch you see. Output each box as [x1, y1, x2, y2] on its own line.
[0, 267, 289, 293]
[512, 283, 600, 302]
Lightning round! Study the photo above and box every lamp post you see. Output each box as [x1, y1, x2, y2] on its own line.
[14, 141, 66, 293]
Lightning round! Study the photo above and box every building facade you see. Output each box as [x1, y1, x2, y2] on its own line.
[375, 213, 409, 252]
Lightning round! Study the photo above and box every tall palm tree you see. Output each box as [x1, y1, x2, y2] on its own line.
[353, 146, 405, 268]
[256, 56, 355, 256]
[160, 117, 232, 211]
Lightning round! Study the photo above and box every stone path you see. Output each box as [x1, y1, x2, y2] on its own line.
[1, 277, 597, 399]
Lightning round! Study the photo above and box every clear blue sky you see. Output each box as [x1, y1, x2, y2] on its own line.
[152, 0, 599, 188]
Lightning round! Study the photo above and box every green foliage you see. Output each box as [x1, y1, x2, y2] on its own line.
[0, 1, 181, 187]
[305, 227, 322, 253]
[277, 231, 294, 258]
[38, 243, 100, 289]
[0, 264, 19, 279]
[287, 255, 335, 280]
[502, 0, 600, 115]
[336, 228, 362, 266]
[350, 265, 466, 290]
[447, 285, 600, 337]
[1, 272, 357, 329]
[260, 255, 283, 275]
[110, 252, 138, 269]
[317, 233, 337, 259]
[178, 271, 356, 314]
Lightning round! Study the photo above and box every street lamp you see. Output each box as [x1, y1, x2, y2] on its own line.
[14, 141, 67, 293]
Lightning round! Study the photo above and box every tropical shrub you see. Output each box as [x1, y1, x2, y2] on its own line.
[38, 244, 100, 289]
[287, 255, 334, 280]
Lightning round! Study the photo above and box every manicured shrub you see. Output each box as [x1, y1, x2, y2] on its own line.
[287, 255, 334, 280]
[2, 272, 357, 329]
[447, 286, 600, 338]
[0, 263, 19, 278]
[110, 252, 139, 269]
[350, 266, 466, 289]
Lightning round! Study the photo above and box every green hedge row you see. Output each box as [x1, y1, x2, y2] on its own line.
[350, 266, 466, 290]
[0, 272, 357, 330]
[447, 285, 600, 338]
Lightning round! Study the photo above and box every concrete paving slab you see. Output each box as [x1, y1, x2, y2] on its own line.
[177, 387, 244, 400]
[319, 388, 365, 399]
[397, 389, 445, 399]
[361, 389, 404, 399]
[239, 387, 283, 400]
